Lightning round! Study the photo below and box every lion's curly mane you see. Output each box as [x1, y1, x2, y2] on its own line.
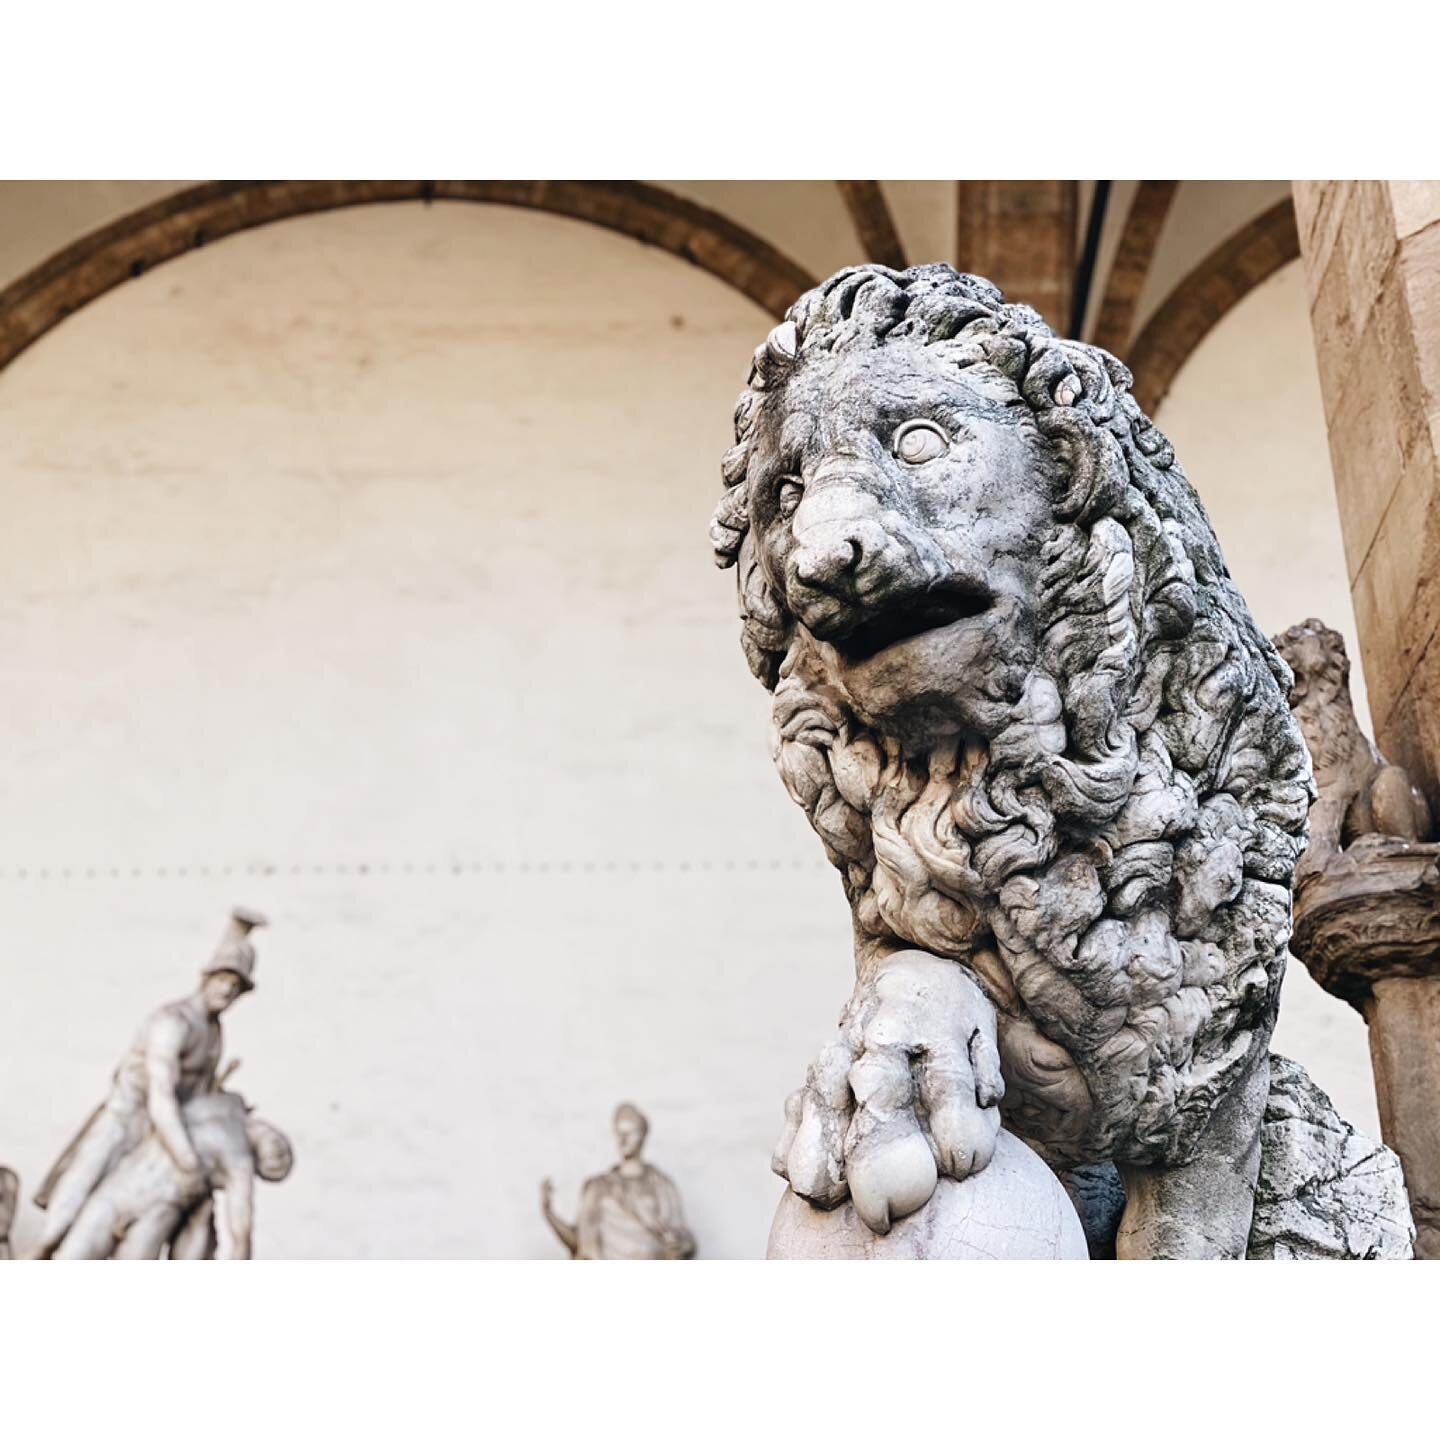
[712, 265, 1315, 1167]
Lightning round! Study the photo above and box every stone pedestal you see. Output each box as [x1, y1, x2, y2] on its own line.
[766, 1130, 1089, 1261]
[1292, 833, 1440, 1255]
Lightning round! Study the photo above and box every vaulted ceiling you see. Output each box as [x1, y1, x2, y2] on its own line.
[0, 179, 1298, 407]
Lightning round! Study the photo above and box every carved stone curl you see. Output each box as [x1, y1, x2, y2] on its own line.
[714, 265, 1402, 1258]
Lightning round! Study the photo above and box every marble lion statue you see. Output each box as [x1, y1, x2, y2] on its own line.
[711, 263, 1409, 1259]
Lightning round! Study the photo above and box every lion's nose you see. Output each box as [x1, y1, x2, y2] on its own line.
[794, 536, 861, 591]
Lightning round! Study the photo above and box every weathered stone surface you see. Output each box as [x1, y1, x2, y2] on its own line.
[1289, 834, 1440, 1004]
[1247, 1056, 1412, 1260]
[541, 1103, 696, 1260]
[1053, 1058, 1412, 1261]
[1277, 619, 1436, 1256]
[768, 1130, 1088, 1260]
[769, 952, 1003, 1236]
[714, 264, 1322, 1257]
[1276, 617, 1440, 998]
[1366, 977, 1440, 1255]
[1058, 1163, 1128, 1260]
[1276, 618, 1432, 888]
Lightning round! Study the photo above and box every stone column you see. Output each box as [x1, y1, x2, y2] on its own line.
[1292, 184, 1440, 1257]
[1290, 837, 1440, 1256]
[1366, 975, 1440, 1256]
[955, 181, 1077, 333]
[1292, 181, 1440, 812]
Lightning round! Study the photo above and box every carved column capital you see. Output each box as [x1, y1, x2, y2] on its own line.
[1292, 835, 1440, 1008]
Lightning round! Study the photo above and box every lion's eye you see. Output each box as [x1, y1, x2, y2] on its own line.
[893, 420, 949, 465]
[777, 477, 804, 516]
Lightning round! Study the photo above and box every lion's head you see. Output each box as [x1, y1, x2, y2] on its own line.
[1273, 618, 1350, 713]
[712, 265, 1316, 1166]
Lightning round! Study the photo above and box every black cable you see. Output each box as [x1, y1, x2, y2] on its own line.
[1070, 180, 1112, 340]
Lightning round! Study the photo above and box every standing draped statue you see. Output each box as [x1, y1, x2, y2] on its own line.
[541, 1103, 696, 1260]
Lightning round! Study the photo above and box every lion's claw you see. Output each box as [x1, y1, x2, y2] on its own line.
[776, 1036, 852, 1205]
[847, 1117, 937, 1236]
[773, 950, 1003, 1233]
[772, 1089, 803, 1180]
[783, 1089, 847, 1206]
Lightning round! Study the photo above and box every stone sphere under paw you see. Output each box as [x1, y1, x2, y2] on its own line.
[766, 1129, 1089, 1260]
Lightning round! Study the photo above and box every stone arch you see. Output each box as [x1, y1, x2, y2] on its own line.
[1127, 197, 1301, 412]
[0, 180, 818, 372]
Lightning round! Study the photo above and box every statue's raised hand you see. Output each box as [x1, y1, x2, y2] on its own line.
[773, 950, 1004, 1234]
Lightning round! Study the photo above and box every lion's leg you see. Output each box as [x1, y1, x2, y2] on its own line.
[1368, 764, 1425, 840]
[773, 949, 1005, 1234]
[1115, 1048, 1270, 1260]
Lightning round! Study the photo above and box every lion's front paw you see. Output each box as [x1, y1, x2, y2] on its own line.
[773, 950, 1004, 1234]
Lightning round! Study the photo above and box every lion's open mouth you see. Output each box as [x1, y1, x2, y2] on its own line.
[832, 582, 992, 663]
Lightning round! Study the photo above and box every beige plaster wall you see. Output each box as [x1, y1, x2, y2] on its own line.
[0, 201, 852, 1258]
[1134, 179, 1291, 338]
[662, 180, 862, 279]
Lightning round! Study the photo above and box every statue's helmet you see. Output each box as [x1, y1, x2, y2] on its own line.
[201, 906, 268, 992]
